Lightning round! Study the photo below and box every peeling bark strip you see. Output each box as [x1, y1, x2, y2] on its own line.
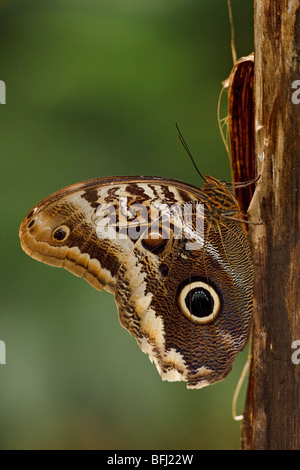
[227, 54, 255, 218]
[242, 1, 300, 450]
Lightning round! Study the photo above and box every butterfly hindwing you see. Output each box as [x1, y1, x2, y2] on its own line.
[19, 176, 253, 388]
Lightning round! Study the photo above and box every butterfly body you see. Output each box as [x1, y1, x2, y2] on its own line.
[19, 175, 253, 388]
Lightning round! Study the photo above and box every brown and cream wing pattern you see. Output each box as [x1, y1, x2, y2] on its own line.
[19, 175, 253, 389]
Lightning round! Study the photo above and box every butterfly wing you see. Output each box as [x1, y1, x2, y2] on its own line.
[19, 176, 253, 388]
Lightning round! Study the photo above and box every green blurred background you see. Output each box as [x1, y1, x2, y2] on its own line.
[0, 0, 253, 450]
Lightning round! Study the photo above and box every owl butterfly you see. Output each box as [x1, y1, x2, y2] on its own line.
[19, 175, 253, 389]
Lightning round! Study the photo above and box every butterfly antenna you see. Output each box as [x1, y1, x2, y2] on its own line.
[175, 123, 206, 183]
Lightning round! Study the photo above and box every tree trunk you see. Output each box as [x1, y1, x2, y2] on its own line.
[242, 0, 300, 450]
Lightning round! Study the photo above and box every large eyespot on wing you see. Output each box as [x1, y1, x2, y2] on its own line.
[177, 280, 221, 324]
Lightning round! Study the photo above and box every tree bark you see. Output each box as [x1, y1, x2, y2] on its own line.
[242, 0, 300, 450]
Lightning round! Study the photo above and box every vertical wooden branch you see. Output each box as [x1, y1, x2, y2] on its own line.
[242, 0, 300, 449]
